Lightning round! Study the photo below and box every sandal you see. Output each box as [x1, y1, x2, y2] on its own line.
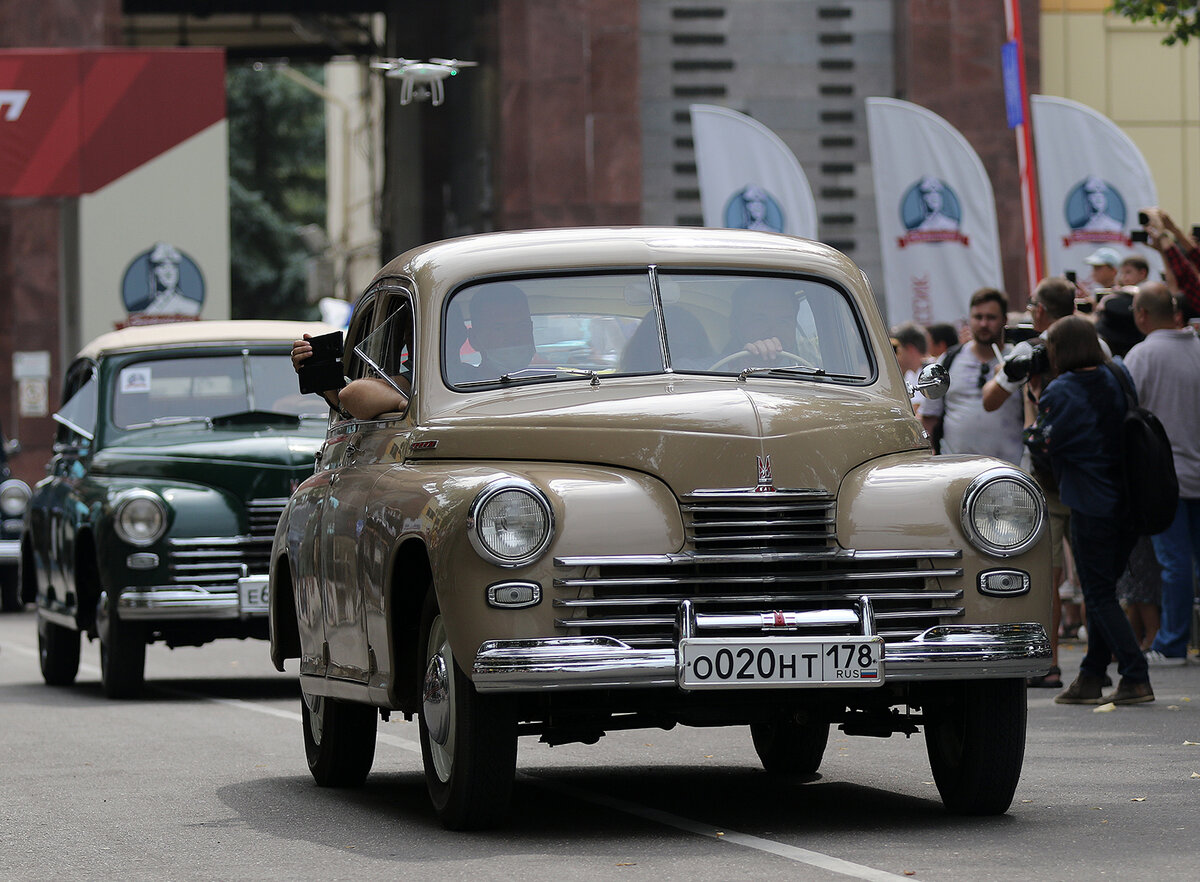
[1027, 665, 1062, 688]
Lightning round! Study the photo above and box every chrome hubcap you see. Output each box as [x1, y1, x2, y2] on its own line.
[422, 653, 450, 746]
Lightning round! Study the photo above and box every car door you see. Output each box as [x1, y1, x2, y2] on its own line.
[317, 290, 416, 684]
[40, 362, 98, 616]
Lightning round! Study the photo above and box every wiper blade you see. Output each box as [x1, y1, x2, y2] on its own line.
[456, 368, 601, 388]
[501, 367, 601, 386]
[123, 415, 213, 430]
[211, 410, 301, 427]
[737, 365, 864, 382]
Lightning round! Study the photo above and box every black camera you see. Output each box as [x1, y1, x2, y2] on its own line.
[1130, 229, 1150, 244]
[297, 331, 346, 394]
[1064, 269, 1076, 283]
[1138, 210, 1150, 225]
[1003, 341, 1050, 382]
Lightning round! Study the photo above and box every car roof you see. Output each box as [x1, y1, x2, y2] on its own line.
[371, 227, 863, 291]
[76, 320, 340, 362]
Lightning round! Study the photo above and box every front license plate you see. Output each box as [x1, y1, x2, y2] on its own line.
[238, 576, 270, 616]
[678, 637, 884, 689]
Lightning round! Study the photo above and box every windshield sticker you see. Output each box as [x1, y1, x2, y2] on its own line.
[119, 367, 152, 394]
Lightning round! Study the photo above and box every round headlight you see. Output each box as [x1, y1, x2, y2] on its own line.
[468, 480, 553, 567]
[113, 491, 167, 546]
[0, 479, 31, 518]
[960, 469, 1045, 558]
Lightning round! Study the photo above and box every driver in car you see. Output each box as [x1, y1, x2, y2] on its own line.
[723, 282, 800, 363]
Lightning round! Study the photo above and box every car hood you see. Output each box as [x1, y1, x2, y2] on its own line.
[414, 378, 926, 494]
[89, 432, 322, 496]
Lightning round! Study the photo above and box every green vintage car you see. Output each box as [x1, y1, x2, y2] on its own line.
[23, 320, 335, 698]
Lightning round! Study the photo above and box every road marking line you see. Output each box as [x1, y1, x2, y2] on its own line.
[0, 644, 906, 880]
[526, 776, 912, 881]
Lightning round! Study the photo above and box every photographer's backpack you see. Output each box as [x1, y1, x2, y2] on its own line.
[1104, 363, 1179, 535]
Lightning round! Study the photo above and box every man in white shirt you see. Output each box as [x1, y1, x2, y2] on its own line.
[921, 288, 1024, 465]
[1125, 282, 1200, 666]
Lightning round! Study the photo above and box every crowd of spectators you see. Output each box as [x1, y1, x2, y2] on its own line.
[892, 207, 1200, 703]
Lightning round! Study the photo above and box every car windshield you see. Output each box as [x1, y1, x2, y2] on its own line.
[442, 271, 873, 387]
[111, 353, 328, 429]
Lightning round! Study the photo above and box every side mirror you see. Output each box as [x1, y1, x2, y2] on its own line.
[911, 362, 949, 400]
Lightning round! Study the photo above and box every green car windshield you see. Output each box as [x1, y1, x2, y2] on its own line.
[111, 353, 328, 429]
[442, 271, 873, 388]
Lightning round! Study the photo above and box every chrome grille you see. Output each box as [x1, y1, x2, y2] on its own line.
[166, 537, 272, 590]
[247, 498, 289, 539]
[684, 491, 835, 551]
[165, 498, 285, 590]
[554, 492, 964, 649]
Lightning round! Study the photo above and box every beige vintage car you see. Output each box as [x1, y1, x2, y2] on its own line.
[269, 227, 1051, 829]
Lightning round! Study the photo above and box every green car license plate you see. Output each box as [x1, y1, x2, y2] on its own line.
[238, 575, 270, 616]
[679, 637, 883, 689]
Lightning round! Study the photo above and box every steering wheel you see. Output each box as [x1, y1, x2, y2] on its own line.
[707, 349, 816, 371]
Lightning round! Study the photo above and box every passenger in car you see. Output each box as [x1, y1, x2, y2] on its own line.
[291, 335, 409, 421]
[621, 306, 714, 372]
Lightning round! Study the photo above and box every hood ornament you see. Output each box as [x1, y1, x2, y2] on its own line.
[755, 455, 776, 493]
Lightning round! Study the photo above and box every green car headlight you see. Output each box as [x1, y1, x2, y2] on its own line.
[467, 479, 553, 567]
[960, 468, 1045, 558]
[0, 479, 30, 518]
[113, 490, 168, 546]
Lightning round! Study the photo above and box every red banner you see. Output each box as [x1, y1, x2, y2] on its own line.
[0, 48, 224, 199]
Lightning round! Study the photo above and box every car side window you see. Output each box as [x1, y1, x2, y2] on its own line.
[53, 368, 98, 448]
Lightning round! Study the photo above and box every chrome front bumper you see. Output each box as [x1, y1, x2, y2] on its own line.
[112, 579, 268, 621]
[0, 539, 19, 566]
[471, 623, 1051, 692]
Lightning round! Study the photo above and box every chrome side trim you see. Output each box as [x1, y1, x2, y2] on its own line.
[471, 623, 1051, 692]
[554, 548, 962, 567]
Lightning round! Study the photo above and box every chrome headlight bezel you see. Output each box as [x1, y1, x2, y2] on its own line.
[467, 478, 554, 568]
[960, 468, 1046, 558]
[112, 489, 168, 547]
[0, 479, 31, 518]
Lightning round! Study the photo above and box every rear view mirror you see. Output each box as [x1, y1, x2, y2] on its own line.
[912, 362, 949, 400]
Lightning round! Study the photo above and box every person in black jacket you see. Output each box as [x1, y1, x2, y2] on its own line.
[1027, 316, 1153, 706]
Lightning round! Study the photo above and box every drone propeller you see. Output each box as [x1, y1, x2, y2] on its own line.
[428, 58, 479, 69]
[369, 57, 418, 72]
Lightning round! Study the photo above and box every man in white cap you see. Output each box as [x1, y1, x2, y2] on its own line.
[1084, 246, 1122, 291]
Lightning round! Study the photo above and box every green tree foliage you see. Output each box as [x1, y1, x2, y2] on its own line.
[227, 65, 327, 319]
[1111, 1, 1200, 45]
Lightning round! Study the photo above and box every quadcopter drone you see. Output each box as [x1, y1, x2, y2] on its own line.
[369, 57, 478, 106]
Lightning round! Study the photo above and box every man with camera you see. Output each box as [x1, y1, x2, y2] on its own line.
[920, 287, 1024, 464]
[981, 277, 1079, 686]
[1140, 207, 1200, 322]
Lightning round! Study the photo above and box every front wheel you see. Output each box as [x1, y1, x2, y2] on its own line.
[750, 715, 830, 775]
[98, 596, 146, 699]
[300, 690, 378, 787]
[38, 614, 80, 686]
[418, 589, 517, 830]
[924, 678, 1027, 815]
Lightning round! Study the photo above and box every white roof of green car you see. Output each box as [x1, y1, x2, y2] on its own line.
[76, 320, 339, 361]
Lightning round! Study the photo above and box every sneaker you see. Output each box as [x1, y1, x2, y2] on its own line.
[1103, 678, 1155, 705]
[1055, 673, 1106, 705]
[1144, 649, 1187, 667]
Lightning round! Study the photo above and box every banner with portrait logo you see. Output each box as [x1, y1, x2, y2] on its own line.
[689, 104, 817, 239]
[865, 98, 1004, 328]
[1030, 94, 1161, 294]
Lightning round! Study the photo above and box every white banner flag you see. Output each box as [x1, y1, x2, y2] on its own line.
[865, 97, 1004, 327]
[689, 104, 817, 239]
[1030, 94, 1161, 294]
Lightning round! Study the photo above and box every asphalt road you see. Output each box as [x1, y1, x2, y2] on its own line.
[2, 607, 1198, 881]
